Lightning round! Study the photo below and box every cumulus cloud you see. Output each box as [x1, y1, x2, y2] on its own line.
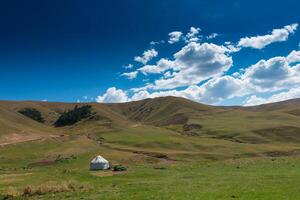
[134, 49, 158, 64]
[129, 76, 244, 104]
[154, 42, 233, 89]
[287, 50, 300, 64]
[130, 49, 300, 104]
[130, 83, 154, 93]
[130, 88, 190, 102]
[242, 53, 300, 92]
[238, 23, 298, 49]
[130, 42, 233, 90]
[138, 58, 174, 75]
[198, 76, 245, 104]
[224, 41, 241, 53]
[185, 27, 201, 42]
[168, 31, 183, 44]
[113, 25, 300, 106]
[121, 71, 138, 79]
[244, 87, 300, 106]
[96, 87, 128, 103]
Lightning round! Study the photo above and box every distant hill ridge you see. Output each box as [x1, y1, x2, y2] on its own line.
[1, 96, 300, 145]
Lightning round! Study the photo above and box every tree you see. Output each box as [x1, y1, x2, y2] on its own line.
[18, 108, 45, 123]
[54, 105, 92, 127]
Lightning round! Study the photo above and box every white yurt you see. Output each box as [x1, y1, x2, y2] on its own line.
[90, 155, 110, 170]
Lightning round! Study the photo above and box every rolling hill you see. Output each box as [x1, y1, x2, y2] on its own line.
[2, 97, 300, 199]
[1, 96, 300, 147]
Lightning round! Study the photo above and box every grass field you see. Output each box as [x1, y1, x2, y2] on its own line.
[1, 97, 300, 199]
[2, 139, 300, 200]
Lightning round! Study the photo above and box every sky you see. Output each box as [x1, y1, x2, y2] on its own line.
[1, 0, 300, 106]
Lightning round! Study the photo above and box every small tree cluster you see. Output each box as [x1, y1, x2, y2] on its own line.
[112, 165, 127, 171]
[54, 105, 92, 127]
[18, 108, 44, 123]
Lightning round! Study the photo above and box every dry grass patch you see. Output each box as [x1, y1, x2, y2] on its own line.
[23, 180, 91, 196]
[1, 180, 92, 199]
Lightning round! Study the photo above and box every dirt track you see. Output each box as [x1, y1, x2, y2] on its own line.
[0, 133, 57, 147]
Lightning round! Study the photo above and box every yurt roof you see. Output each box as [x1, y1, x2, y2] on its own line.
[91, 155, 108, 163]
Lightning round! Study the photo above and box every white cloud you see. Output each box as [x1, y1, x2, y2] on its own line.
[112, 25, 300, 106]
[224, 41, 241, 53]
[163, 71, 175, 78]
[232, 72, 241, 78]
[153, 42, 233, 89]
[138, 58, 174, 75]
[198, 76, 245, 104]
[243, 95, 267, 106]
[242, 57, 292, 91]
[123, 64, 133, 69]
[130, 76, 244, 105]
[168, 31, 183, 44]
[130, 49, 300, 104]
[244, 87, 300, 106]
[121, 71, 138, 79]
[130, 83, 154, 93]
[287, 50, 300, 64]
[131, 90, 151, 101]
[207, 33, 219, 40]
[185, 27, 201, 42]
[131, 42, 233, 90]
[238, 23, 298, 49]
[242, 53, 300, 92]
[150, 40, 165, 46]
[96, 87, 128, 103]
[134, 49, 158, 64]
[130, 88, 188, 102]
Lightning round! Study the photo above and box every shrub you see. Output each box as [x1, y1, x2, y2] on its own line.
[54, 105, 92, 127]
[18, 108, 44, 123]
[112, 165, 127, 171]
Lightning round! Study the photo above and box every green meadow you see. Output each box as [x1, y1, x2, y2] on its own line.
[1, 97, 300, 199]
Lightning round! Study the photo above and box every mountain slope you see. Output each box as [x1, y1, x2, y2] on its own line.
[1, 97, 300, 146]
[2, 97, 300, 199]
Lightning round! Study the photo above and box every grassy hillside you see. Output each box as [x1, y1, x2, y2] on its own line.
[1, 97, 300, 199]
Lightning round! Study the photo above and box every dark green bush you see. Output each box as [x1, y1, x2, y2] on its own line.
[54, 105, 92, 127]
[112, 165, 127, 171]
[18, 108, 44, 123]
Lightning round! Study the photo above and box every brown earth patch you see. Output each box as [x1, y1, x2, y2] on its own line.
[263, 149, 300, 157]
[0, 133, 41, 147]
[27, 160, 56, 168]
[182, 123, 203, 136]
[183, 123, 203, 132]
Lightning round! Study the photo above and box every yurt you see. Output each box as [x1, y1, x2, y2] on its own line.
[90, 155, 110, 170]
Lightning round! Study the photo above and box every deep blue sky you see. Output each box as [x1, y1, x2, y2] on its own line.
[1, 0, 300, 103]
